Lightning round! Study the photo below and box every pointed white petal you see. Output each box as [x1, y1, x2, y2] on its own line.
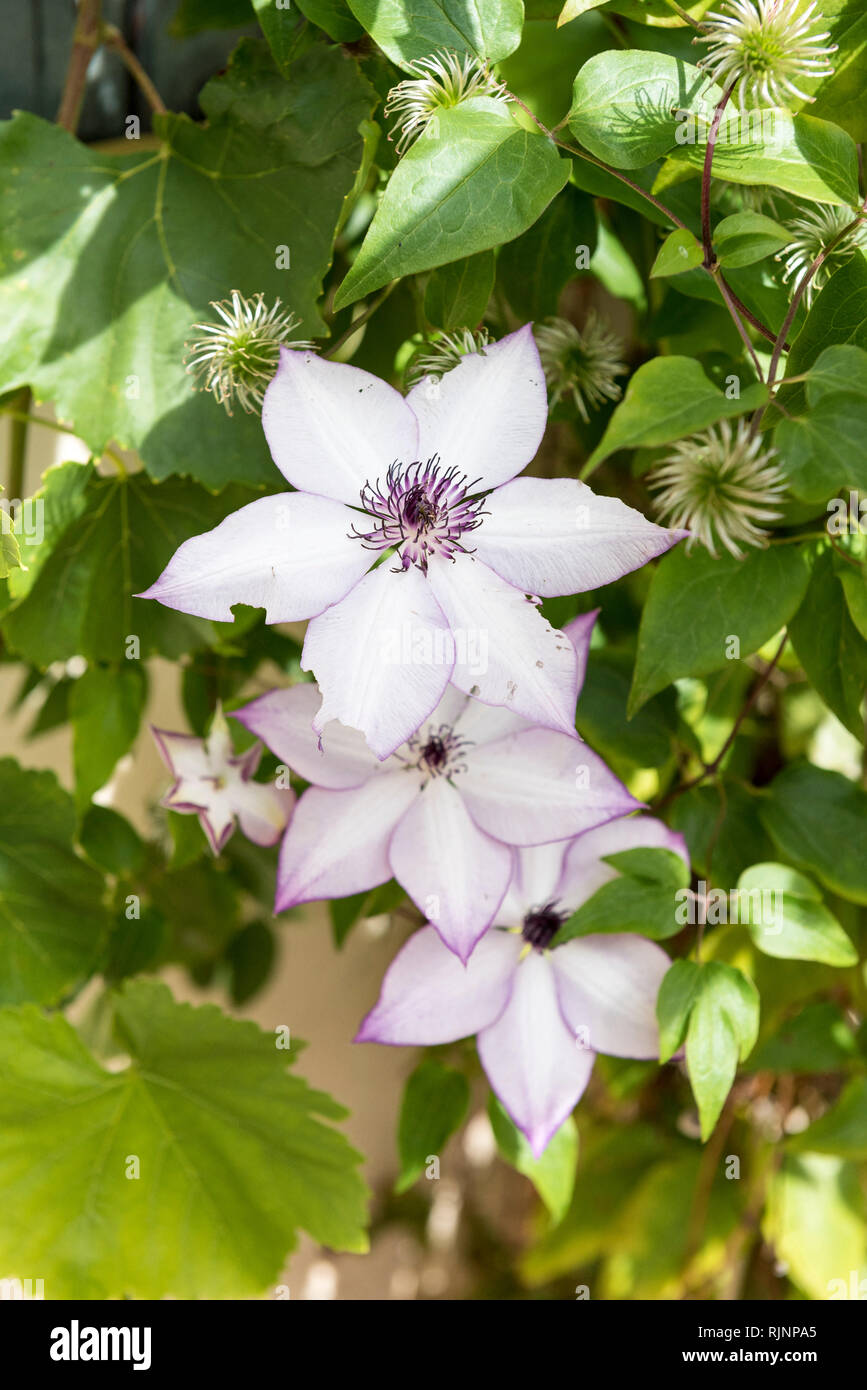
[303, 563, 454, 760]
[137, 493, 371, 623]
[234, 684, 381, 789]
[232, 779, 294, 847]
[406, 326, 547, 491]
[472, 477, 685, 595]
[388, 776, 514, 962]
[356, 925, 521, 1046]
[552, 933, 671, 1058]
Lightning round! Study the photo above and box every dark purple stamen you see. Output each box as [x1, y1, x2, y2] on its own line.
[521, 901, 566, 950]
[349, 455, 487, 574]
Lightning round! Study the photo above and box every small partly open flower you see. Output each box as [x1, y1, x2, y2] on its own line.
[534, 314, 626, 424]
[384, 49, 510, 156]
[648, 417, 787, 559]
[777, 203, 867, 307]
[184, 290, 314, 416]
[403, 327, 492, 390]
[697, 0, 836, 110]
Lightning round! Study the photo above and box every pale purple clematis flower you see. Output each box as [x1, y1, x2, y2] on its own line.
[152, 711, 294, 855]
[139, 326, 685, 760]
[356, 816, 689, 1155]
[235, 614, 639, 962]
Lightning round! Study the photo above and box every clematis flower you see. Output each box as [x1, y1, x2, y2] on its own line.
[152, 710, 294, 855]
[235, 613, 641, 961]
[356, 815, 688, 1155]
[140, 327, 684, 760]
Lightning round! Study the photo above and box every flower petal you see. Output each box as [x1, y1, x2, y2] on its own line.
[387, 776, 514, 963]
[262, 347, 418, 504]
[477, 952, 595, 1157]
[426, 555, 579, 737]
[497, 843, 571, 926]
[557, 815, 689, 914]
[274, 775, 418, 912]
[406, 325, 547, 492]
[564, 609, 598, 699]
[303, 563, 454, 761]
[461, 728, 640, 846]
[472, 477, 686, 595]
[137, 493, 370, 623]
[152, 728, 209, 781]
[233, 779, 294, 848]
[355, 925, 521, 1046]
[552, 933, 671, 1058]
[234, 684, 381, 789]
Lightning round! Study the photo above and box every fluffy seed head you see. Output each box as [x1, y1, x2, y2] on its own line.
[534, 314, 626, 424]
[777, 203, 867, 307]
[384, 49, 510, 156]
[648, 417, 787, 559]
[403, 327, 492, 390]
[184, 290, 314, 416]
[697, 0, 836, 110]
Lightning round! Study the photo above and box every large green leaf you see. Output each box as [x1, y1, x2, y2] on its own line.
[759, 764, 867, 906]
[396, 1058, 470, 1192]
[0, 980, 368, 1297]
[0, 41, 374, 488]
[629, 545, 811, 715]
[685, 962, 760, 1139]
[775, 345, 867, 501]
[346, 0, 524, 70]
[70, 665, 148, 809]
[583, 357, 768, 472]
[497, 184, 596, 320]
[2, 471, 254, 667]
[334, 102, 569, 307]
[671, 780, 775, 886]
[775, 256, 867, 419]
[0, 760, 108, 1006]
[488, 1094, 578, 1223]
[557, 847, 688, 943]
[423, 251, 495, 329]
[789, 547, 867, 738]
[811, 0, 867, 141]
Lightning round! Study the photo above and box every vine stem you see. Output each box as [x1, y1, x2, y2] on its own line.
[654, 630, 788, 812]
[701, 81, 736, 267]
[102, 25, 167, 114]
[1, 411, 127, 476]
[7, 388, 31, 500]
[324, 282, 397, 359]
[56, 0, 103, 133]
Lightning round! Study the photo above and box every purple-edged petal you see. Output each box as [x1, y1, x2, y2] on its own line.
[406, 326, 547, 492]
[152, 727, 209, 781]
[275, 775, 418, 912]
[552, 933, 671, 1058]
[302, 563, 454, 761]
[234, 684, 380, 789]
[477, 952, 595, 1157]
[472, 477, 687, 595]
[233, 779, 295, 848]
[355, 925, 521, 1046]
[137, 493, 370, 623]
[564, 609, 598, 699]
[460, 727, 640, 847]
[557, 815, 690, 915]
[427, 555, 579, 737]
[387, 776, 513, 963]
[262, 348, 418, 504]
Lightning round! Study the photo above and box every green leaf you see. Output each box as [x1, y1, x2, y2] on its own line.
[748, 1002, 858, 1075]
[225, 919, 277, 1006]
[763, 1154, 866, 1301]
[329, 879, 405, 948]
[811, 1, 867, 141]
[568, 52, 715, 170]
[2, 473, 253, 667]
[171, 0, 253, 34]
[671, 781, 775, 885]
[334, 102, 569, 308]
[685, 962, 759, 1139]
[248, 0, 315, 73]
[583, 357, 768, 472]
[290, 0, 363, 44]
[80, 805, 146, 878]
[396, 1059, 470, 1193]
[557, 848, 688, 944]
[656, 958, 701, 1064]
[424, 251, 495, 330]
[790, 1078, 867, 1160]
[775, 346, 867, 501]
[775, 255, 867, 420]
[346, 0, 524, 70]
[0, 979, 369, 1297]
[0, 42, 374, 488]
[497, 184, 597, 319]
[713, 211, 791, 269]
[789, 547, 867, 737]
[629, 545, 811, 715]
[0, 516, 21, 578]
[70, 665, 147, 809]
[487, 1094, 578, 1224]
[759, 763, 867, 906]
[650, 227, 703, 278]
[576, 647, 681, 770]
[0, 760, 108, 1006]
[736, 862, 857, 967]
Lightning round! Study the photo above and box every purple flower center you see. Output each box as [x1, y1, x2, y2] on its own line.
[521, 901, 566, 950]
[405, 723, 472, 780]
[350, 455, 486, 574]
